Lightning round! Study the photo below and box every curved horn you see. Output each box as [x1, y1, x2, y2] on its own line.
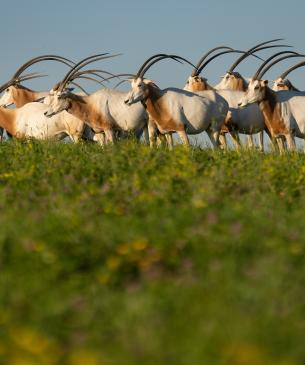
[69, 81, 89, 95]
[140, 54, 197, 78]
[254, 51, 299, 79]
[0, 72, 47, 94]
[72, 69, 117, 81]
[280, 60, 305, 80]
[191, 46, 234, 76]
[15, 73, 48, 83]
[69, 74, 106, 87]
[196, 50, 247, 75]
[12, 55, 75, 79]
[228, 39, 287, 72]
[136, 54, 173, 77]
[259, 54, 305, 79]
[59, 53, 119, 91]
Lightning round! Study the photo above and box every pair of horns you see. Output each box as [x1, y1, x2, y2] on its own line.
[253, 51, 305, 80]
[136, 54, 197, 79]
[279, 60, 305, 80]
[56, 53, 120, 92]
[228, 39, 289, 72]
[0, 54, 75, 94]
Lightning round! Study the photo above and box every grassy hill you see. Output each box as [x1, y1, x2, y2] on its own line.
[1, 140, 305, 365]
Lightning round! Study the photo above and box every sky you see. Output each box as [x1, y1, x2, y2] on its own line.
[1, 0, 305, 92]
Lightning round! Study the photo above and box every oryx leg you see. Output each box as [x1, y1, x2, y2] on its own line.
[165, 133, 174, 150]
[177, 130, 189, 147]
[229, 130, 241, 149]
[104, 129, 114, 144]
[219, 133, 227, 150]
[247, 134, 254, 148]
[264, 128, 278, 152]
[286, 133, 296, 151]
[142, 125, 149, 144]
[93, 133, 106, 145]
[258, 131, 264, 152]
[276, 136, 286, 154]
[206, 128, 221, 149]
[148, 119, 157, 148]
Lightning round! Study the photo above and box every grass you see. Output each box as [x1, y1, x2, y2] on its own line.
[1, 139, 305, 365]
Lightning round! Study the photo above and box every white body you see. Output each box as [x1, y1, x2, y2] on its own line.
[9, 102, 84, 141]
[217, 90, 265, 133]
[89, 89, 148, 132]
[277, 91, 305, 137]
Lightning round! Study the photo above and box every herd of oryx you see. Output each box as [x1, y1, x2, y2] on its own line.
[1, 39, 305, 153]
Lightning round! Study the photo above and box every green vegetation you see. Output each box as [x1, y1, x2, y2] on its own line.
[1, 140, 305, 365]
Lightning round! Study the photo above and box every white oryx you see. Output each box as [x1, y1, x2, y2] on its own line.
[184, 40, 290, 150]
[121, 54, 229, 148]
[44, 54, 149, 144]
[238, 56, 305, 153]
[0, 103, 86, 141]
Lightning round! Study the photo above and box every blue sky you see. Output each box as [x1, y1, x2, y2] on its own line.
[1, 0, 305, 92]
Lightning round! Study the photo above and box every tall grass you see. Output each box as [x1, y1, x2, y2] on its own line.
[1, 140, 305, 365]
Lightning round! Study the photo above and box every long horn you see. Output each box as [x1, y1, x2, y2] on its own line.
[12, 55, 75, 79]
[140, 54, 197, 78]
[196, 49, 265, 77]
[259, 54, 305, 79]
[228, 39, 287, 72]
[196, 50, 248, 75]
[16, 73, 48, 83]
[0, 72, 47, 94]
[280, 60, 305, 80]
[69, 81, 89, 95]
[254, 51, 299, 79]
[72, 69, 116, 81]
[69, 74, 105, 87]
[136, 54, 176, 77]
[100, 73, 137, 83]
[191, 46, 234, 76]
[58, 53, 109, 89]
[59, 53, 119, 91]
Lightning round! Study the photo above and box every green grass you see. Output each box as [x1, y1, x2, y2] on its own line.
[1, 140, 305, 365]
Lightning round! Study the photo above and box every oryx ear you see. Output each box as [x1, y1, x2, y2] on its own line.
[263, 79, 269, 85]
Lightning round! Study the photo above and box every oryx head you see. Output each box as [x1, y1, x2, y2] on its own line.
[272, 77, 292, 91]
[124, 78, 149, 105]
[124, 53, 197, 106]
[238, 78, 269, 107]
[239, 49, 302, 107]
[214, 71, 248, 91]
[44, 89, 73, 117]
[184, 76, 209, 92]
[0, 86, 15, 107]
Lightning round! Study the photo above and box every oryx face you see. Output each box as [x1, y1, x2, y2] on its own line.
[272, 78, 290, 91]
[124, 78, 148, 106]
[0, 86, 15, 107]
[184, 76, 207, 92]
[238, 79, 268, 108]
[215, 72, 245, 91]
[44, 91, 70, 117]
[214, 72, 235, 90]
